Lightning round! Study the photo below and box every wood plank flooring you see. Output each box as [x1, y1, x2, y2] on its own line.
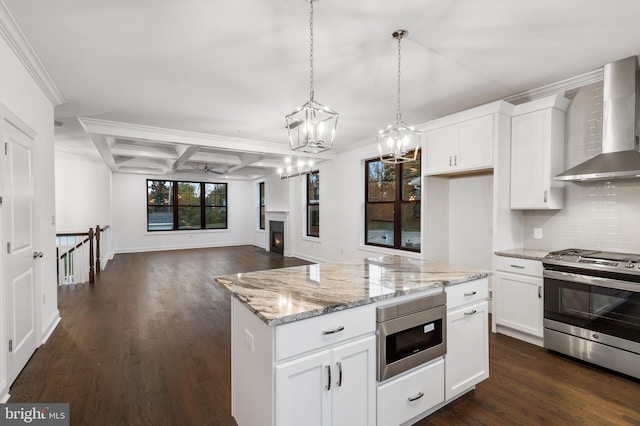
[9, 246, 640, 425]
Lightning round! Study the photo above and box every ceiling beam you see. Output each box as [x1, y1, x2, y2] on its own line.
[166, 145, 200, 173]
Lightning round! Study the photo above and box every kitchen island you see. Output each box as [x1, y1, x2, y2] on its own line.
[215, 255, 490, 426]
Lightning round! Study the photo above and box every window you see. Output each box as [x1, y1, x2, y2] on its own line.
[259, 182, 265, 230]
[147, 180, 227, 231]
[306, 172, 319, 237]
[365, 151, 420, 252]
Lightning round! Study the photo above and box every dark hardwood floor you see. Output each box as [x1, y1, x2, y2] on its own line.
[9, 246, 640, 425]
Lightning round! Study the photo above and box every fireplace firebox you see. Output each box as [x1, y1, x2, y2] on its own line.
[269, 221, 284, 255]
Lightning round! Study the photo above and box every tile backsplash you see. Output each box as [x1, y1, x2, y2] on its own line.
[522, 81, 640, 252]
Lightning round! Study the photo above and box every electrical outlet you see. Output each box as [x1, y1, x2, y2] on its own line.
[534, 228, 543, 240]
[42, 293, 46, 304]
[244, 329, 255, 353]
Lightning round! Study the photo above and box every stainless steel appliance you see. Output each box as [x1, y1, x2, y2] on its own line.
[543, 249, 640, 379]
[377, 292, 446, 381]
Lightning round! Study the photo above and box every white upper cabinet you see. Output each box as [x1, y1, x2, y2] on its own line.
[510, 95, 570, 209]
[425, 114, 494, 175]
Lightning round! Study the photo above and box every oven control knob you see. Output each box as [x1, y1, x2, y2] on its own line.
[625, 261, 635, 268]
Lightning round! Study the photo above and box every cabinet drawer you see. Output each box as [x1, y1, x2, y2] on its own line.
[377, 358, 444, 426]
[445, 278, 488, 310]
[276, 304, 375, 361]
[495, 256, 542, 276]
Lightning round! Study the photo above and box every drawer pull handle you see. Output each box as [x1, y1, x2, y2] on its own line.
[538, 286, 542, 298]
[322, 326, 345, 335]
[510, 264, 525, 269]
[464, 291, 477, 296]
[464, 309, 477, 316]
[337, 361, 343, 387]
[408, 392, 424, 402]
[326, 365, 331, 391]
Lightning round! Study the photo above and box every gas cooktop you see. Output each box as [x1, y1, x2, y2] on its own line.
[543, 248, 640, 275]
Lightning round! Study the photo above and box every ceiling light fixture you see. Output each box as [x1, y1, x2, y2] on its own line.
[285, 0, 338, 154]
[377, 29, 421, 164]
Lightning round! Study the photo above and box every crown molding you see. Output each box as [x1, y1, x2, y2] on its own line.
[0, 1, 64, 106]
[504, 68, 604, 105]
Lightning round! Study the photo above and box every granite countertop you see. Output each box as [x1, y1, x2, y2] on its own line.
[215, 255, 489, 326]
[494, 248, 550, 261]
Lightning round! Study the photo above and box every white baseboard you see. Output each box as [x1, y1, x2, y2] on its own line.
[0, 383, 9, 403]
[41, 310, 61, 345]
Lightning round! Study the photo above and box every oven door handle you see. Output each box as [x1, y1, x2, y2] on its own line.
[543, 269, 640, 293]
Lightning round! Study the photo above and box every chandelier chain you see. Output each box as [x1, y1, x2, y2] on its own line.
[396, 33, 402, 120]
[309, 0, 314, 99]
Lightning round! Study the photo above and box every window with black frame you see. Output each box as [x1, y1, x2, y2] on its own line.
[259, 182, 265, 230]
[365, 151, 420, 251]
[307, 172, 319, 237]
[147, 180, 227, 231]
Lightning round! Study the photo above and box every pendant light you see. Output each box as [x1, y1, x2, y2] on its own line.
[285, 0, 338, 154]
[377, 29, 421, 164]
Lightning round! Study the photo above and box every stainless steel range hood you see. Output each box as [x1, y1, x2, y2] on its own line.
[555, 56, 640, 181]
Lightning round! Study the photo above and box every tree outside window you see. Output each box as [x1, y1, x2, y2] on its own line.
[259, 182, 265, 230]
[365, 151, 420, 251]
[307, 172, 319, 237]
[147, 180, 228, 231]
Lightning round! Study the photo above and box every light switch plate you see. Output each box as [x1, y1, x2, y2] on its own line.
[533, 228, 543, 240]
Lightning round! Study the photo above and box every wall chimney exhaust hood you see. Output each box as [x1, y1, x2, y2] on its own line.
[555, 56, 640, 181]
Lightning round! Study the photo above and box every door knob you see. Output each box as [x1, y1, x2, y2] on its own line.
[33, 251, 43, 258]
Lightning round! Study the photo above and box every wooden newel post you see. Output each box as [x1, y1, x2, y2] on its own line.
[95, 225, 101, 275]
[89, 227, 95, 284]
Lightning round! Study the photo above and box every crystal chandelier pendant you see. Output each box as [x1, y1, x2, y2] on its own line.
[286, 0, 338, 154]
[377, 29, 421, 164]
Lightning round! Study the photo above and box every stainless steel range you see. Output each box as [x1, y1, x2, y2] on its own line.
[542, 249, 640, 379]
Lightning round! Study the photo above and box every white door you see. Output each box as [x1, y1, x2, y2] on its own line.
[276, 350, 332, 426]
[331, 336, 376, 426]
[2, 117, 38, 386]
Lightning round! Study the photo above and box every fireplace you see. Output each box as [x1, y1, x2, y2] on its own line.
[269, 221, 284, 255]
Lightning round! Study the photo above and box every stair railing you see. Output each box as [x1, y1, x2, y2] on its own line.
[56, 225, 110, 285]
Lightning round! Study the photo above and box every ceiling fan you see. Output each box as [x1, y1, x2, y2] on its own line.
[202, 164, 225, 175]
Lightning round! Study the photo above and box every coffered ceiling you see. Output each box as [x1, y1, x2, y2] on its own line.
[4, 0, 640, 178]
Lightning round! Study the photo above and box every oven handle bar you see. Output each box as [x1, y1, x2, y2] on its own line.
[543, 269, 640, 293]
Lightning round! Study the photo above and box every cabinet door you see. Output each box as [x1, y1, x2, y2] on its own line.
[456, 115, 494, 171]
[511, 110, 549, 208]
[494, 271, 543, 337]
[425, 126, 455, 173]
[332, 336, 376, 426]
[446, 301, 489, 401]
[276, 350, 332, 426]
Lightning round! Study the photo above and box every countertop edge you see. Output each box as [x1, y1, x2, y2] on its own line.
[217, 271, 489, 326]
[494, 249, 549, 261]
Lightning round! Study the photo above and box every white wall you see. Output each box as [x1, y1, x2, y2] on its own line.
[111, 173, 254, 253]
[0, 26, 58, 400]
[522, 81, 640, 253]
[291, 141, 423, 264]
[55, 151, 112, 233]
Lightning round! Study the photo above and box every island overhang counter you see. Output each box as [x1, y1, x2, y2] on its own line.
[215, 254, 490, 426]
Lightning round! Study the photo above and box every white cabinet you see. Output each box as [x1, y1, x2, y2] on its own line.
[425, 115, 494, 175]
[376, 359, 444, 426]
[231, 299, 376, 426]
[510, 95, 570, 209]
[444, 278, 489, 401]
[276, 336, 376, 426]
[493, 256, 544, 346]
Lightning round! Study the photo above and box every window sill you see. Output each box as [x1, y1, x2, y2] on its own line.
[301, 236, 321, 243]
[256, 229, 266, 233]
[358, 244, 421, 258]
[145, 229, 230, 236]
